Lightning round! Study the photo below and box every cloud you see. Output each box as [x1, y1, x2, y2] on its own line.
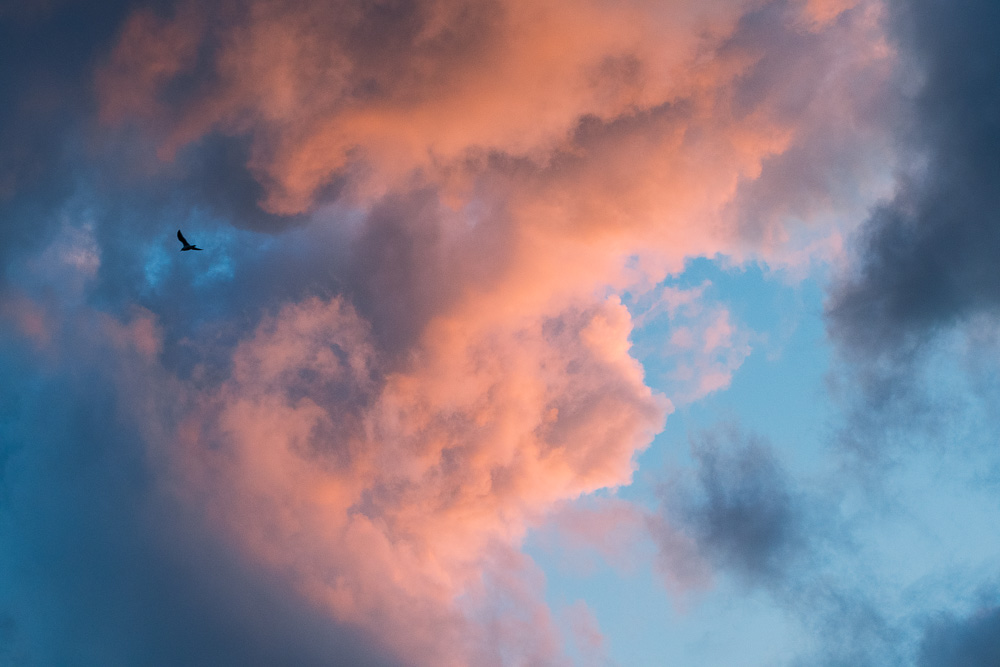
[93, 0, 894, 266]
[561, 600, 609, 667]
[792, 590, 906, 667]
[918, 605, 1000, 667]
[540, 496, 657, 575]
[631, 281, 754, 402]
[2, 246, 667, 664]
[827, 0, 1000, 359]
[0, 2, 137, 276]
[0, 0, 905, 663]
[813, 1, 1000, 490]
[177, 293, 667, 664]
[661, 425, 814, 587]
[646, 425, 917, 664]
[0, 305, 397, 666]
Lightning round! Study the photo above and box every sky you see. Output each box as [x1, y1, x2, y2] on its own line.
[1, 0, 999, 665]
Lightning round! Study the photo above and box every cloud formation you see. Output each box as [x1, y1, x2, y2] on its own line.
[0, 301, 396, 667]
[648, 425, 920, 665]
[652, 425, 821, 590]
[918, 605, 1000, 667]
[828, 0, 1000, 358]
[0, 0, 903, 663]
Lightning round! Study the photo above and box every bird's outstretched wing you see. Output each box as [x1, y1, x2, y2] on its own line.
[177, 230, 189, 246]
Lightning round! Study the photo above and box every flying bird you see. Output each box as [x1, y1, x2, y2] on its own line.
[177, 230, 202, 251]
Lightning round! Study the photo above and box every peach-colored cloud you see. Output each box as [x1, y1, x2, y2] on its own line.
[85, 0, 898, 662]
[798, 0, 861, 28]
[156, 294, 666, 664]
[100, 0, 763, 214]
[685, 309, 753, 400]
[96, 0, 892, 245]
[563, 600, 607, 666]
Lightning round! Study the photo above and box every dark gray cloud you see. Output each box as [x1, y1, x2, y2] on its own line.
[827, 0, 1000, 357]
[649, 414, 1000, 667]
[668, 426, 813, 587]
[820, 0, 1000, 488]
[918, 605, 1000, 667]
[787, 585, 907, 667]
[0, 2, 132, 273]
[651, 426, 911, 665]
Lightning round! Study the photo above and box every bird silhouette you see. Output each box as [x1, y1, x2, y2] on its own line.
[177, 230, 202, 251]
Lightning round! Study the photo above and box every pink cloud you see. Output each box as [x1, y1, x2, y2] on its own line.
[148, 293, 665, 663]
[536, 494, 713, 598]
[798, 0, 862, 28]
[99, 0, 769, 216]
[562, 600, 608, 666]
[80, 0, 900, 661]
[95, 0, 894, 262]
[540, 496, 652, 574]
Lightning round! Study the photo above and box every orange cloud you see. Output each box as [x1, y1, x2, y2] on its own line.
[96, 0, 890, 235]
[86, 0, 897, 662]
[156, 294, 665, 663]
[563, 600, 608, 666]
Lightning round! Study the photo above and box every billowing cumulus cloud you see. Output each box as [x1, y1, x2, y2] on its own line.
[172, 293, 666, 662]
[3, 253, 665, 663]
[0, 0, 903, 664]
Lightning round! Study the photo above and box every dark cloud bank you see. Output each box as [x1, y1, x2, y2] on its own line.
[918, 605, 1000, 667]
[822, 0, 1000, 486]
[828, 0, 1000, 357]
[820, 13, 1000, 662]
[824, 26, 1000, 667]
